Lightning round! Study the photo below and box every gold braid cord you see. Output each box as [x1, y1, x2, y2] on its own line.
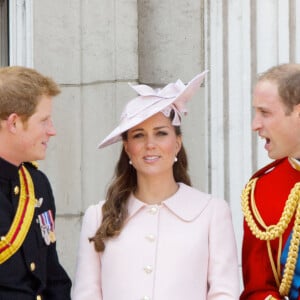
[241, 178, 300, 297]
[0, 165, 36, 264]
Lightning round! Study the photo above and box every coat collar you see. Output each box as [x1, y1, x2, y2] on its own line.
[127, 183, 211, 222]
[0, 157, 19, 180]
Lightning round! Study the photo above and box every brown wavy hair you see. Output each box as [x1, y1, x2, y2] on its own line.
[90, 116, 191, 252]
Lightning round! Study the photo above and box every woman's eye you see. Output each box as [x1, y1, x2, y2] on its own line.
[157, 131, 168, 136]
[132, 133, 143, 139]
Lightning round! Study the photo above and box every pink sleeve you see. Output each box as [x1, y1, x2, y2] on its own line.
[71, 204, 103, 300]
[207, 198, 240, 299]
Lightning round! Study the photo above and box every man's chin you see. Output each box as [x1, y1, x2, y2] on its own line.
[31, 154, 46, 162]
[268, 152, 285, 160]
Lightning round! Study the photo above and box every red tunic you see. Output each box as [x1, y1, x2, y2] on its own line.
[240, 157, 300, 300]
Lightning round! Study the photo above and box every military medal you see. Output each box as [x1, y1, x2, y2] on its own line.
[49, 231, 56, 243]
[37, 210, 56, 245]
[47, 210, 56, 242]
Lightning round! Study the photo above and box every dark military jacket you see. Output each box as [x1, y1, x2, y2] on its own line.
[0, 157, 71, 300]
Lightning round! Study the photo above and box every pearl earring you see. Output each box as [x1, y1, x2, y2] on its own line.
[129, 160, 132, 165]
[174, 157, 178, 162]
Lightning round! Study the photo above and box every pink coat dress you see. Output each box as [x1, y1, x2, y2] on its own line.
[72, 183, 240, 300]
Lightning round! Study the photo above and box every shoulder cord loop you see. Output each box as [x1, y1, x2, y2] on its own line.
[241, 178, 300, 297]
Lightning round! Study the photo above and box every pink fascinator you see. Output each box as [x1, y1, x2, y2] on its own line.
[97, 70, 208, 149]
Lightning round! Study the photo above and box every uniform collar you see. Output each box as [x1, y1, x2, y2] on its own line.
[127, 182, 210, 221]
[0, 157, 20, 180]
[288, 157, 300, 171]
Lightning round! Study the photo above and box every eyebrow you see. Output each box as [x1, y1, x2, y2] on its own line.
[254, 105, 270, 111]
[130, 125, 170, 133]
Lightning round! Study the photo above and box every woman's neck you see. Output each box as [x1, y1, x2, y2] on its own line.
[134, 177, 179, 205]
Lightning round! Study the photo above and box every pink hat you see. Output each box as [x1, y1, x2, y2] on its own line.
[97, 70, 208, 149]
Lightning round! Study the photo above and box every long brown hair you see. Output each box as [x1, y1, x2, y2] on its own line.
[90, 118, 191, 252]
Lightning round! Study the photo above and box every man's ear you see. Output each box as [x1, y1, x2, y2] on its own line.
[6, 113, 19, 133]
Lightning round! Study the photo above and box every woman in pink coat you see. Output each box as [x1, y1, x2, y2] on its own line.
[72, 71, 239, 300]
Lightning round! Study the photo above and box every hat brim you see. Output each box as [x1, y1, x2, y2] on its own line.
[97, 71, 208, 149]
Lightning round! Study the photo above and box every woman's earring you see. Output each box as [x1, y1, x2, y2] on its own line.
[129, 160, 132, 165]
[174, 157, 178, 162]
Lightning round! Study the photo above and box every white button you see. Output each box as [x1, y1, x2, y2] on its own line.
[143, 265, 153, 274]
[148, 206, 158, 214]
[145, 234, 155, 242]
[141, 297, 150, 300]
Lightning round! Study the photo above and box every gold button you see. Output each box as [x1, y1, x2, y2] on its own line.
[30, 262, 36, 271]
[36, 295, 42, 300]
[14, 186, 19, 195]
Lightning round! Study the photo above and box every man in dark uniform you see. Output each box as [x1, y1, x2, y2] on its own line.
[240, 64, 300, 300]
[0, 66, 71, 299]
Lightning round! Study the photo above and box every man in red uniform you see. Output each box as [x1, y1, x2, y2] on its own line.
[240, 63, 300, 300]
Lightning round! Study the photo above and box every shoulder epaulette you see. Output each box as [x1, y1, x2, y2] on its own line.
[250, 158, 285, 180]
[24, 161, 39, 169]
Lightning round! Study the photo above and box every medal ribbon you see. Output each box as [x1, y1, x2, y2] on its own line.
[38, 210, 54, 232]
[38, 210, 55, 245]
[0, 165, 36, 264]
